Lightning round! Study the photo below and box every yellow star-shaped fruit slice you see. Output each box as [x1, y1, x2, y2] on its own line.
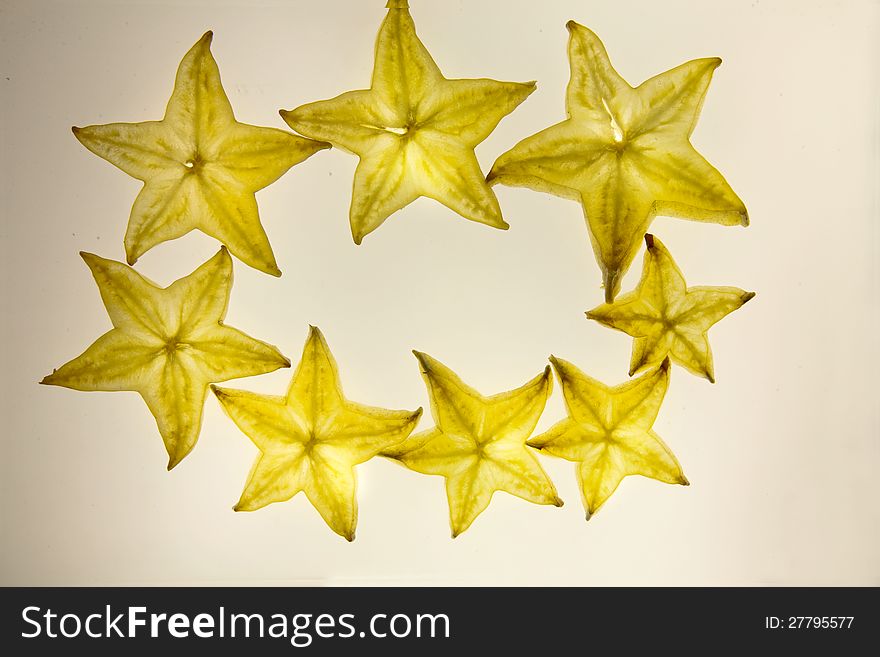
[528, 357, 687, 520]
[382, 352, 562, 537]
[73, 31, 329, 276]
[41, 247, 291, 469]
[280, 0, 535, 244]
[488, 22, 748, 301]
[212, 326, 422, 541]
[587, 234, 754, 382]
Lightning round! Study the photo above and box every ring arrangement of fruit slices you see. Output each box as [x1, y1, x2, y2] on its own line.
[41, 1, 753, 540]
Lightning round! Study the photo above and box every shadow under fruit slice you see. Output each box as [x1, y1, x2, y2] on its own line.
[73, 31, 329, 276]
[40, 247, 290, 469]
[381, 351, 562, 538]
[529, 357, 687, 520]
[212, 326, 422, 541]
[587, 234, 755, 382]
[281, 0, 535, 244]
[488, 22, 748, 302]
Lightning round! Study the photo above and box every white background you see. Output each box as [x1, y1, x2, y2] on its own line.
[1, 0, 878, 585]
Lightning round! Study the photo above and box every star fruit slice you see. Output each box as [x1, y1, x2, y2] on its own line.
[73, 31, 329, 276]
[587, 234, 755, 382]
[488, 22, 748, 301]
[212, 326, 422, 541]
[528, 357, 687, 520]
[382, 351, 562, 537]
[280, 0, 535, 244]
[40, 247, 290, 469]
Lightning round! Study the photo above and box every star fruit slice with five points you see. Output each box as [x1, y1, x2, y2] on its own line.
[382, 351, 562, 537]
[281, 0, 535, 244]
[213, 326, 422, 541]
[489, 22, 748, 301]
[587, 234, 755, 382]
[41, 247, 290, 469]
[528, 357, 687, 520]
[73, 31, 329, 276]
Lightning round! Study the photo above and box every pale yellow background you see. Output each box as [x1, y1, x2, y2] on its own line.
[1, 0, 878, 585]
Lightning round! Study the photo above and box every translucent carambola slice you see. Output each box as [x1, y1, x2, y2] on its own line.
[382, 351, 562, 537]
[587, 235, 755, 382]
[281, 0, 535, 244]
[489, 22, 748, 301]
[213, 326, 422, 541]
[41, 248, 290, 469]
[529, 357, 687, 519]
[73, 32, 328, 276]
